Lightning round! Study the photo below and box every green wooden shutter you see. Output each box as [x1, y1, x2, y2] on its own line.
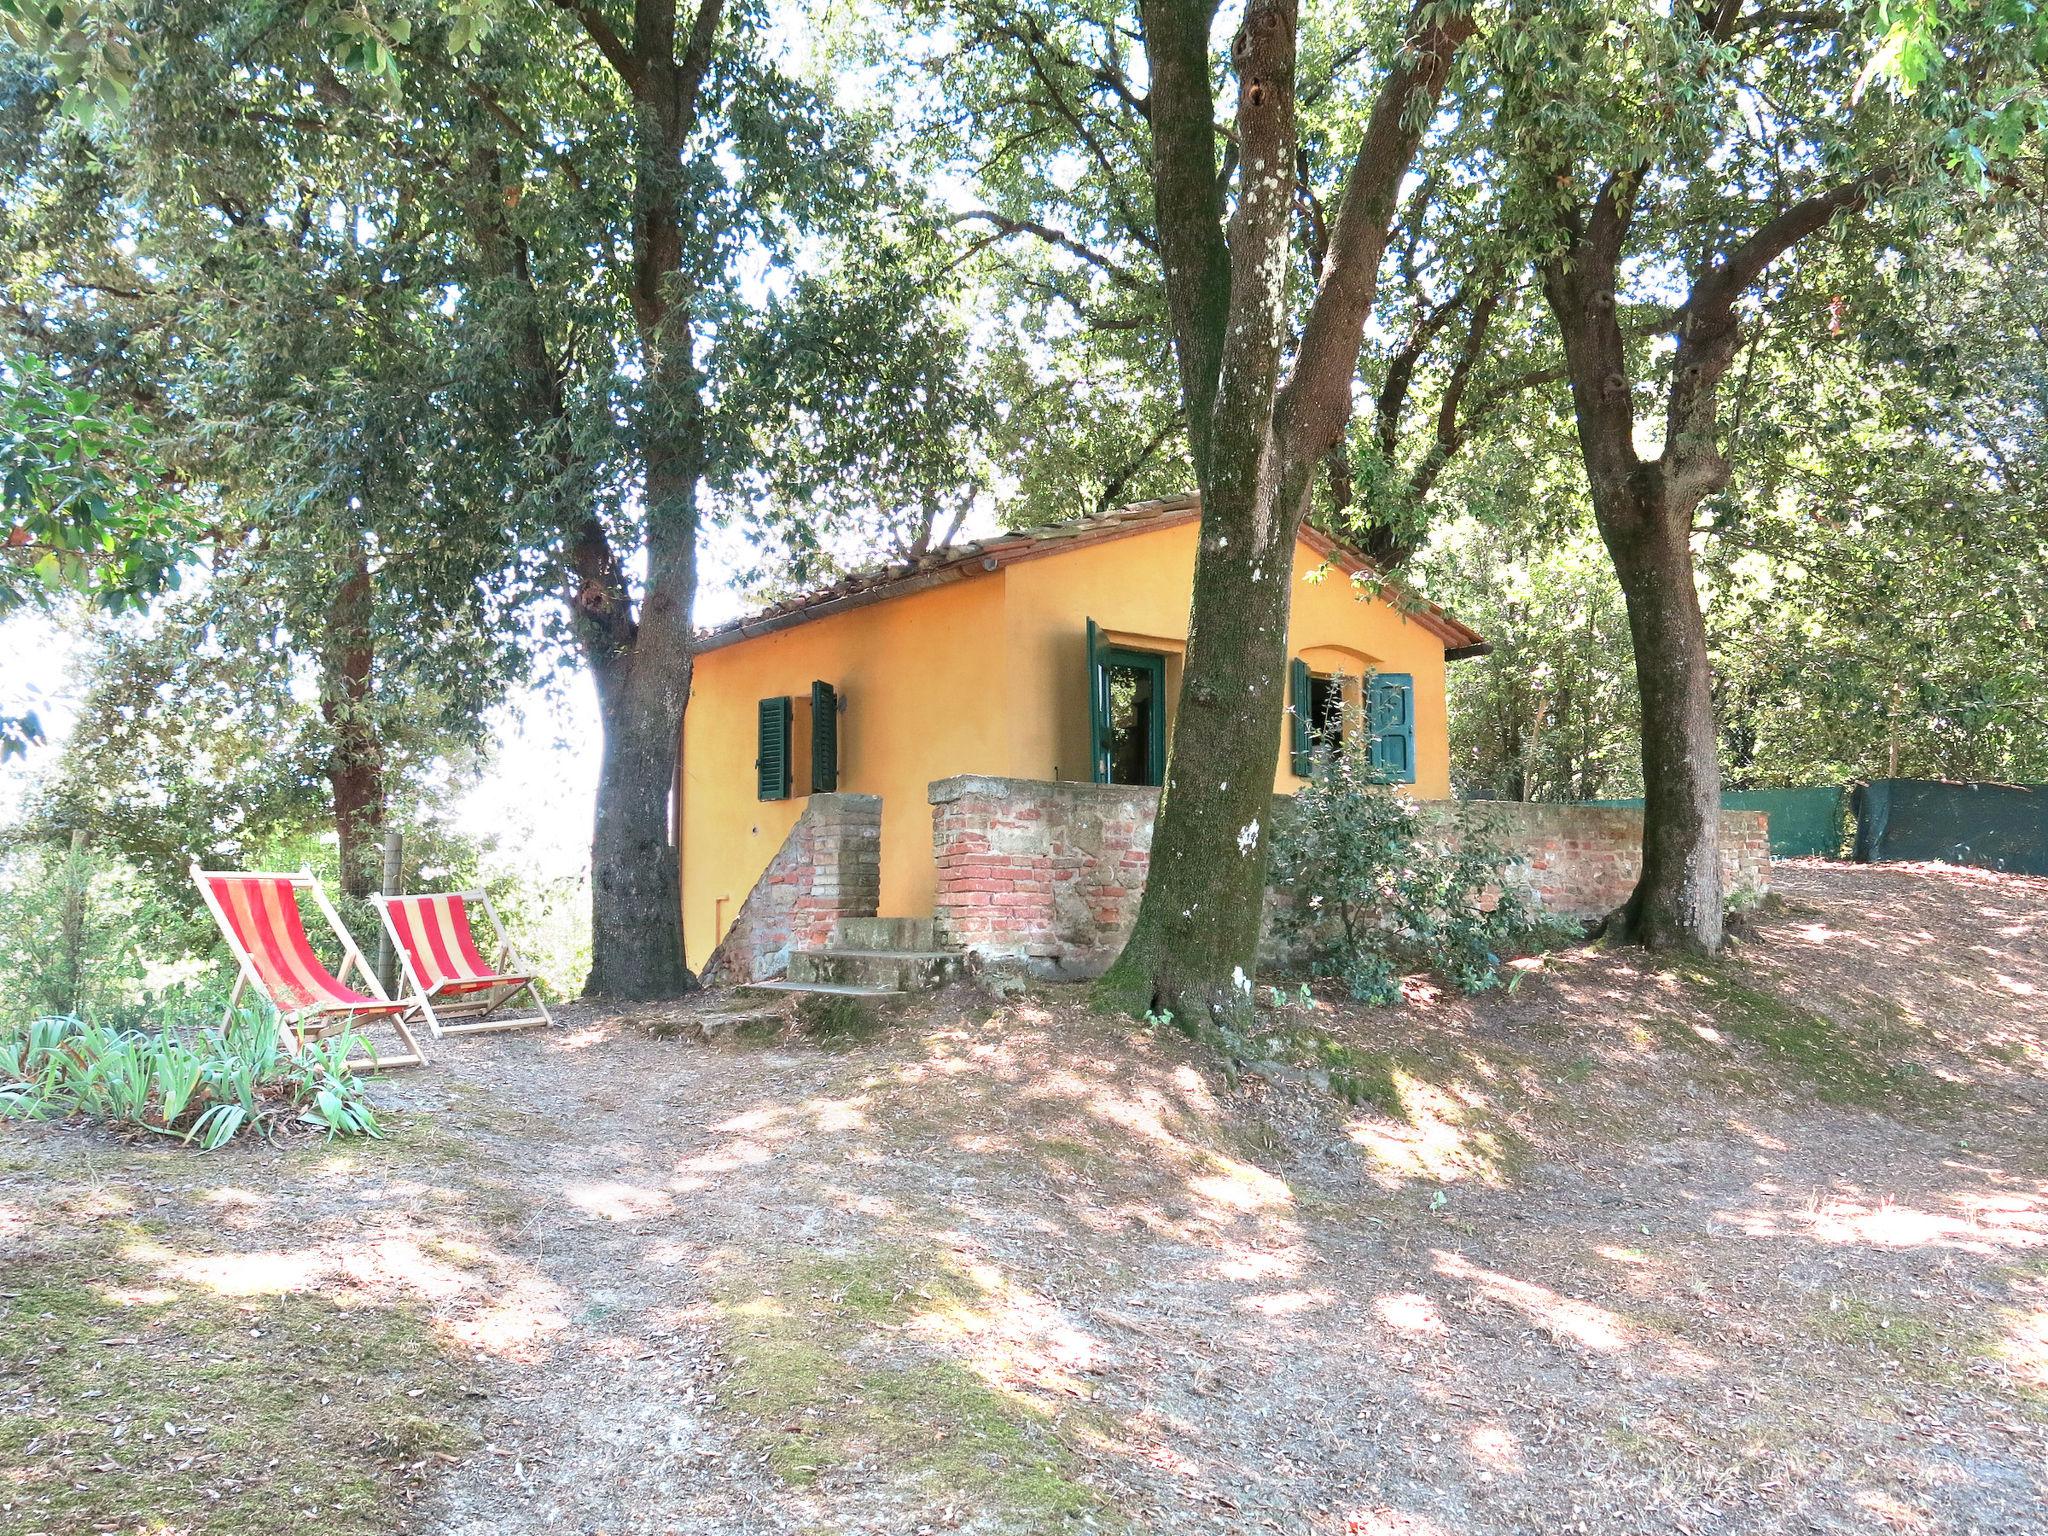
[1087, 618, 1108, 783]
[1368, 673, 1415, 784]
[756, 696, 791, 800]
[810, 680, 838, 793]
[1289, 657, 1313, 777]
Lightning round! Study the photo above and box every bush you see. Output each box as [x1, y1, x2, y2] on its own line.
[0, 838, 211, 1031]
[1268, 742, 1573, 1004]
[0, 1009, 381, 1149]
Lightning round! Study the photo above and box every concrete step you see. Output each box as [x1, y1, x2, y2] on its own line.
[741, 979, 904, 1000]
[834, 916, 937, 952]
[787, 948, 960, 991]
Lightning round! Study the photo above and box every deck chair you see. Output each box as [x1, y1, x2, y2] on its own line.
[191, 863, 427, 1070]
[372, 889, 552, 1039]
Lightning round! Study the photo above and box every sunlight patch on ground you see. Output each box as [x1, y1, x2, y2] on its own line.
[1373, 1291, 1449, 1338]
[566, 1179, 672, 1222]
[1344, 1070, 1517, 1187]
[1465, 1423, 1525, 1476]
[1433, 1251, 1632, 1356]
[542, 1025, 611, 1053]
[1993, 1305, 2048, 1393]
[1342, 1509, 1457, 1535]
[1724, 1191, 2048, 1256]
[1237, 1288, 1330, 1317]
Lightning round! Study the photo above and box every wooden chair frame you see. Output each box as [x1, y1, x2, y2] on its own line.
[191, 862, 427, 1071]
[372, 887, 554, 1039]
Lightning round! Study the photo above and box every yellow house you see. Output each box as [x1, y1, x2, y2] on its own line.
[680, 496, 1485, 966]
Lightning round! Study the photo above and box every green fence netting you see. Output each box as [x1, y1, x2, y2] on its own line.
[1851, 779, 2048, 876]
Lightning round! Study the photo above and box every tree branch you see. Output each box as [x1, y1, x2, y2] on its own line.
[1276, 0, 1477, 479]
[951, 210, 1145, 289]
[551, 0, 644, 90]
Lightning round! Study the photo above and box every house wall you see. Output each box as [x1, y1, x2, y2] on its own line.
[928, 774, 1771, 975]
[683, 516, 1460, 967]
[680, 572, 1009, 969]
[998, 518, 1454, 797]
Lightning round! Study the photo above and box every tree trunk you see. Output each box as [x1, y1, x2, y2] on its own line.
[1597, 494, 1723, 952]
[319, 541, 383, 901]
[1103, 0, 1472, 1025]
[538, 0, 723, 1000]
[1099, 477, 1305, 1023]
[586, 648, 691, 998]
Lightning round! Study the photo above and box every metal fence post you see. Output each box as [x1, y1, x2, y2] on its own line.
[60, 828, 87, 1015]
[374, 827, 403, 995]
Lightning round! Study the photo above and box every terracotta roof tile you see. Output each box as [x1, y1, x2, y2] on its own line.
[696, 494, 1486, 655]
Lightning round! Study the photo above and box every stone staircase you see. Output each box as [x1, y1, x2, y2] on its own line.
[742, 917, 961, 1000]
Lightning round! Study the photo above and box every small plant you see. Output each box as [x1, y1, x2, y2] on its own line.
[0, 1010, 380, 1148]
[1269, 740, 1574, 1004]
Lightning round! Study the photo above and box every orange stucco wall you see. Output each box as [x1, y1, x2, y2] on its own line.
[680, 520, 1455, 965]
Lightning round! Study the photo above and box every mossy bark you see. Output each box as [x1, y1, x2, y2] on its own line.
[1106, 0, 1473, 1024]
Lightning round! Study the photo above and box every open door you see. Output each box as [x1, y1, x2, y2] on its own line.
[1088, 620, 1167, 787]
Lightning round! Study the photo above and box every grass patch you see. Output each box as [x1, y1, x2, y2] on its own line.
[715, 1246, 1116, 1528]
[0, 1240, 478, 1534]
[795, 992, 891, 1045]
[1811, 1297, 1940, 1356]
[1679, 965, 1957, 1110]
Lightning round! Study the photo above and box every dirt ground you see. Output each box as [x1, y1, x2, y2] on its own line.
[3, 860, 2045, 1535]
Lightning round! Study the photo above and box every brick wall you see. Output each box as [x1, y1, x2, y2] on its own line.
[930, 775, 1157, 977]
[928, 775, 1769, 974]
[701, 793, 881, 983]
[1472, 800, 1770, 918]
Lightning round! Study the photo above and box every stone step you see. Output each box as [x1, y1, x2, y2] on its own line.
[741, 979, 904, 1000]
[787, 948, 960, 991]
[833, 916, 937, 952]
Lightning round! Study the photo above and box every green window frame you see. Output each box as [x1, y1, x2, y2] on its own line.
[1087, 621, 1167, 787]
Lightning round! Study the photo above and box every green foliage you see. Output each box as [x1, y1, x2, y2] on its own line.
[1269, 742, 1572, 1005]
[1419, 519, 1642, 801]
[0, 837, 211, 1029]
[0, 1009, 382, 1148]
[0, 354, 189, 620]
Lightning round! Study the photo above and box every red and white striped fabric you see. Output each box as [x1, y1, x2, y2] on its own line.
[381, 893, 532, 997]
[206, 875, 402, 1017]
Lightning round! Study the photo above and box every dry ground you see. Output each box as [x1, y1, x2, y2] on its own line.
[3, 861, 2046, 1536]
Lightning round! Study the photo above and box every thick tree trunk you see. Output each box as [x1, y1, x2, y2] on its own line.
[539, 0, 722, 1000]
[1596, 494, 1723, 951]
[1104, 0, 1471, 1024]
[1100, 479, 1304, 1023]
[581, 413, 701, 998]
[319, 543, 383, 901]
[586, 651, 691, 998]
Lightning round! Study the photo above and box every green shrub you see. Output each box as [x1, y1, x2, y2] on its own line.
[1268, 742, 1574, 1004]
[0, 1010, 380, 1149]
[0, 838, 210, 1030]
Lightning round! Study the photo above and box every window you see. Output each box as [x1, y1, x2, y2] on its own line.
[759, 685, 841, 800]
[1308, 673, 1345, 745]
[1291, 662, 1415, 784]
[1087, 618, 1167, 786]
